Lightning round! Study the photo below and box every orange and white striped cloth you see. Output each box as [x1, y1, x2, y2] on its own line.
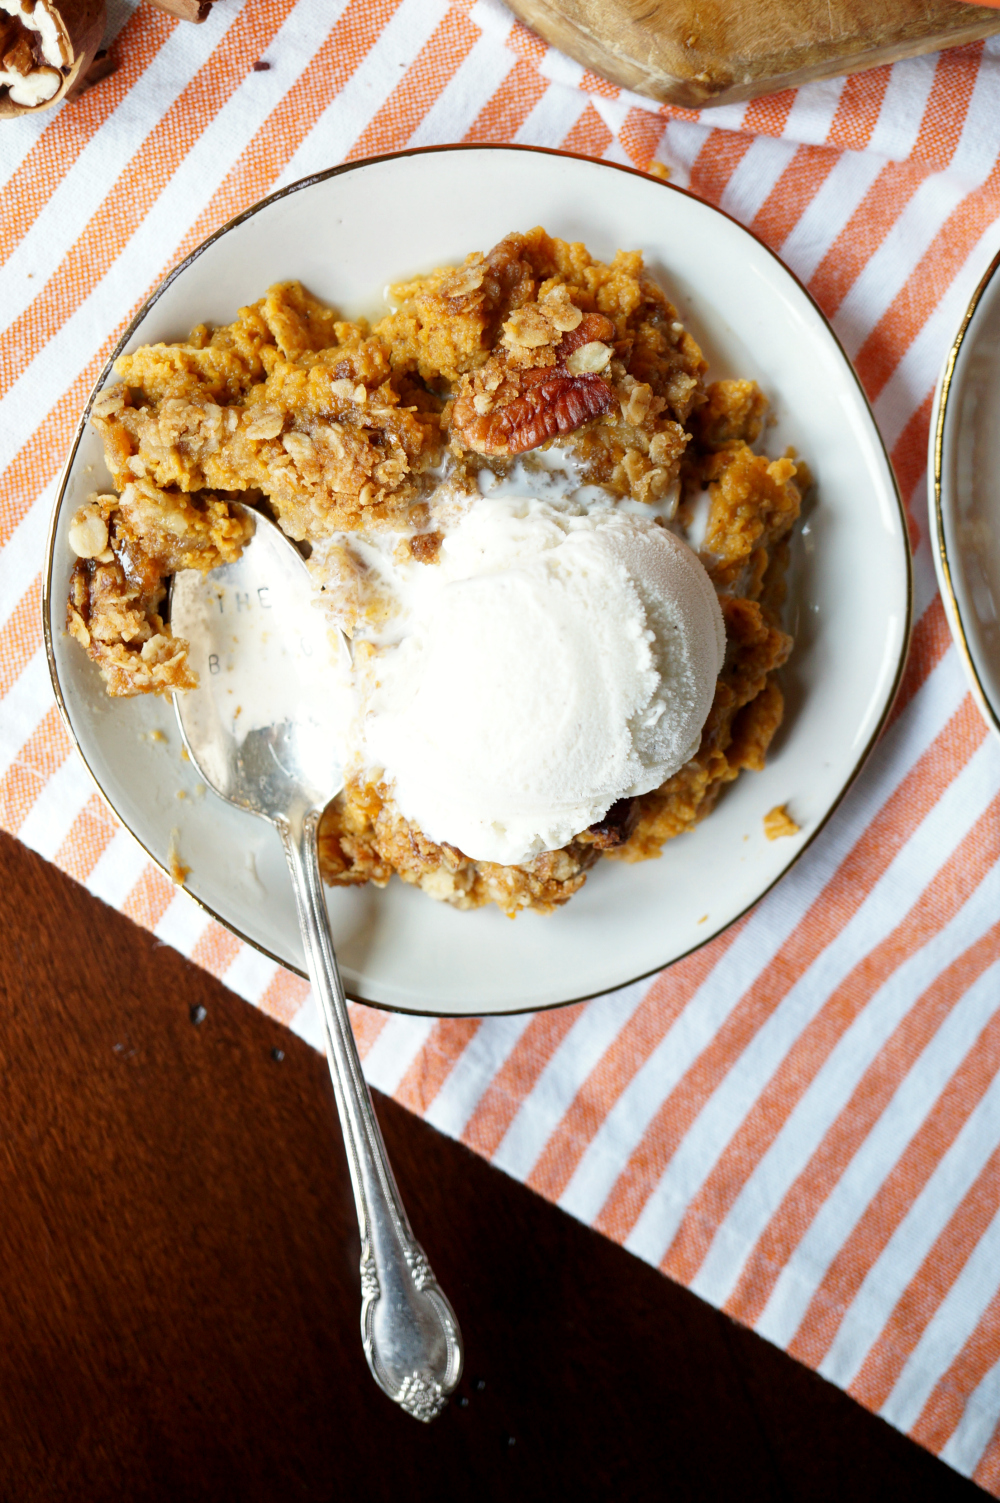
[3, 0, 1000, 1481]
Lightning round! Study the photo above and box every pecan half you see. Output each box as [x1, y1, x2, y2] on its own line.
[451, 363, 616, 456]
[450, 308, 619, 458]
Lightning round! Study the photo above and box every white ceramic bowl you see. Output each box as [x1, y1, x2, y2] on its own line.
[930, 247, 1000, 741]
[45, 145, 911, 1016]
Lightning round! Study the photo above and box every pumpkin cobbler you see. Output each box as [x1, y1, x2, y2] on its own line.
[67, 228, 806, 917]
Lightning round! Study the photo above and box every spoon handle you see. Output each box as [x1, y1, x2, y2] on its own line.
[277, 809, 464, 1421]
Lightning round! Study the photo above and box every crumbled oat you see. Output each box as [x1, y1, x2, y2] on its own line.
[503, 303, 561, 350]
[68, 494, 116, 560]
[541, 288, 583, 333]
[565, 341, 612, 376]
[244, 406, 284, 440]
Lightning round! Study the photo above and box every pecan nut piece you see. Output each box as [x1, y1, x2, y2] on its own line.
[585, 798, 639, 850]
[480, 232, 539, 332]
[555, 313, 616, 362]
[452, 365, 616, 456]
[450, 307, 619, 456]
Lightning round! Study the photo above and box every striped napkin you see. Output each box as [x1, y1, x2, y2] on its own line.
[4, 0, 1000, 1482]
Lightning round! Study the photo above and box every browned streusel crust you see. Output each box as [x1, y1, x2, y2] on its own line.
[74, 230, 807, 907]
[92, 335, 443, 541]
[316, 776, 602, 918]
[66, 482, 253, 696]
[89, 228, 704, 543]
[67, 554, 193, 698]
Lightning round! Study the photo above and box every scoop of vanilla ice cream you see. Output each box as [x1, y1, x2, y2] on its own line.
[363, 496, 725, 866]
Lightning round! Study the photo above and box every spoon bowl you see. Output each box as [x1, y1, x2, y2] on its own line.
[170, 506, 347, 817]
[170, 503, 463, 1420]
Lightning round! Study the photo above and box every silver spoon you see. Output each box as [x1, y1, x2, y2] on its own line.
[169, 502, 463, 1422]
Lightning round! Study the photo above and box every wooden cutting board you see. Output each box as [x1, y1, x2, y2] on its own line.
[506, 0, 1000, 108]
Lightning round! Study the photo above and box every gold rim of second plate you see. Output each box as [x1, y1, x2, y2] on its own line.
[932, 245, 1000, 741]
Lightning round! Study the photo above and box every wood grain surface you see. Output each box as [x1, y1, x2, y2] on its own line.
[506, 0, 1000, 107]
[0, 825, 986, 1502]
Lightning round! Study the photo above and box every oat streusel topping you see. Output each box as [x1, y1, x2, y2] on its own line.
[70, 228, 807, 915]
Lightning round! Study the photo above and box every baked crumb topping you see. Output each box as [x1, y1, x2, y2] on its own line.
[764, 805, 801, 840]
[70, 227, 808, 914]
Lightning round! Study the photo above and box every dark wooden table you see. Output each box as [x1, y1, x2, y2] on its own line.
[0, 826, 984, 1502]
